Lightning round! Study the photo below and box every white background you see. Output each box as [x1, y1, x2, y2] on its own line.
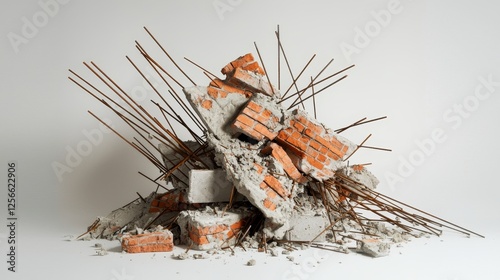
[1, 0, 499, 279]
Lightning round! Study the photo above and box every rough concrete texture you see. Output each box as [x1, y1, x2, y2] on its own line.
[344, 164, 379, 190]
[177, 205, 254, 250]
[121, 229, 174, 253]
[210, 134, 303, 239]
[184, 85, 249, 141]
[357, 238, 390, 258]
[187, 169, 245, 203]
[83, 193, 155, 240]
[284, 195, 330, 242]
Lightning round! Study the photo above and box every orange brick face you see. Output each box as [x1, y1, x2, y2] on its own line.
[121, 231, 174, 253]
[187, 219, 246, 246]
[232, 100, 280, 141]
[149, 190, 192, 213]
[261, 143, 306, 183]
[275, 110, 350, 180]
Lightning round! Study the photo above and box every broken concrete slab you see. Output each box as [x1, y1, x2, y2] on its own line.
[187, 169, 245, 203]
[184, 86, 250, 141]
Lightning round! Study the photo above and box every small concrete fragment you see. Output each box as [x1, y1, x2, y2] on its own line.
[345, 165, 379, 190]
[357, 238, 390, 258]
[121, 230, 174, 253]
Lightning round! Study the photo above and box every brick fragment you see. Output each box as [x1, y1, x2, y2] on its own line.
[221, 53, 254, 75]
[178, 208, 252, 250]
[121, 230, 173, 253]
[261, 143, 306, 183]
[263, 175, 289, 199]
[201, 99, 212, 110]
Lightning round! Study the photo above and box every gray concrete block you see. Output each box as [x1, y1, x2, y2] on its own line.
[187, 169, 243, 203]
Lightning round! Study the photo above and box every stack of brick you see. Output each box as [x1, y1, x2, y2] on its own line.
[177, 207, 253, 250]
[232, 99, 281, 141]
[275, 109, 355, 181]
[121, 229, 174, 253]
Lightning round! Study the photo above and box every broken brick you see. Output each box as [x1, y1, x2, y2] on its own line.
[121, 230, 174, 253]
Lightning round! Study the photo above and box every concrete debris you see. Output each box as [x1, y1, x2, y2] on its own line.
[75, 44, 481, 260]
[357, 239, 390, 258]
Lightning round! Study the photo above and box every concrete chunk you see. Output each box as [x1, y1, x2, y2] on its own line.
[187, 169, 244, 203]
[284, 211, 330, 242]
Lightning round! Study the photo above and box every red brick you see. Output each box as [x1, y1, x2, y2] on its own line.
[241, 61, 265, 75]
[121, 231, 173, 253]
[263, 199, 277, 211]
[283, 136, 308, 153]
[254, 123, 277, 140]
[254, 163, 264, 174]
[201, 100, 212, 110]
[352, 164, 364, 172]
[306, 156, 324, 170]
[209, 79, 251, 97]
[243, 107, 271, 126]
[266, 188, 277, 199]
[235, 114, 255, 127]
[264, 175, 289, 198]
[317, 153, 327, 163]
[221, 53, 255, 75]
[309, 140, 321, 151]
[290, 120, 305, 133]
[277, 129, 291, 141]
[246, 101, 263, 113]
[299, 135, 311, 145]
[233, 121, 264, 141]
[306, 146, 319, 159]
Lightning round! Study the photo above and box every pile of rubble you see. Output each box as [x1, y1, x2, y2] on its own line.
[71, 28, 482, 259]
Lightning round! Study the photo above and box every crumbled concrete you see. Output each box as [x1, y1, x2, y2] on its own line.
[344, 165, 379, 190]
[177, 205, 254, 250]
[84, 192, 157, 240]
[357, 239, 390, 258]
